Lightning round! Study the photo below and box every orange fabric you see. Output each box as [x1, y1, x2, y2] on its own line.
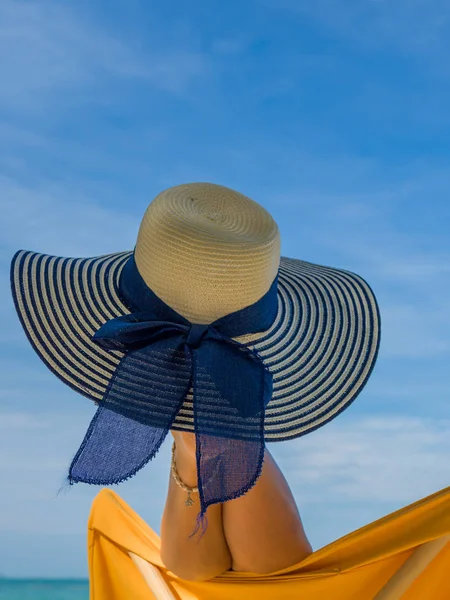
[87, 486, 450, 599]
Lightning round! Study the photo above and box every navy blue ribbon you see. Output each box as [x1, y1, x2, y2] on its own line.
[68, 253, 278, 534]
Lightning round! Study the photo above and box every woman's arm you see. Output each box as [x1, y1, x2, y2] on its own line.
[160, 432, 313, 581]
[159, 432, 232, 581]
[223, 446, 313, 573]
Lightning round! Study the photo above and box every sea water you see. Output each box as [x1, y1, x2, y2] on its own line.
[0, 580, 89, 600]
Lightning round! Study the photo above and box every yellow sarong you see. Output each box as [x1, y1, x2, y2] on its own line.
[87, 486, 450, 599]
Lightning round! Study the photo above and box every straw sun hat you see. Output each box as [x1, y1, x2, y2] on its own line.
[10, 182, 381, 528]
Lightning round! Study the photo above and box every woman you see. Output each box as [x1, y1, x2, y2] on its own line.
[10, 182, 380, 587]
[161, 430, 313, 581]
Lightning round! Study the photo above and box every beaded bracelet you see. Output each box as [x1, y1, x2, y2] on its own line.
[171, 441, 199, 507]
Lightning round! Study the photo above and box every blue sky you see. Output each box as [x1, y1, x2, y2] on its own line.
[1, 0, 450, 579]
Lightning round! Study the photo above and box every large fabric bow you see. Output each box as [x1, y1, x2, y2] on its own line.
[68, 254, 278, 534]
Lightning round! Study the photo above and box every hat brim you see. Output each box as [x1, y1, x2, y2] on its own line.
[10, 249, 381, 442]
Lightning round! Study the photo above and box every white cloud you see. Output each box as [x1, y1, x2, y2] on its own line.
[0, 0, 208, 112]
[211, 38, 249, 56]
[0, 122, 51, 150]
[0, 175, 139, 258]
[376, 256, 450, 281]
[273, 414, 450, 505]
[0, 412, 51, 431]
[380, 303, 450, 358]
[369, 379, 450, 400]
[270, 0, 450, 62]
[317, 225, 450, 288]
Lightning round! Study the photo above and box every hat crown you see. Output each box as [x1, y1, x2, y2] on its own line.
[134, 182, 281, 324]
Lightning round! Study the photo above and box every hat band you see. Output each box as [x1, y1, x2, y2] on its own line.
[117, 251, 281, 337]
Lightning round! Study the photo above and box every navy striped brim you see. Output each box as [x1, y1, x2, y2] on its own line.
[10, 249, 381, 442]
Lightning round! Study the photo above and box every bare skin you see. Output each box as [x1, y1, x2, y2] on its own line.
[160, 430, 313, 581]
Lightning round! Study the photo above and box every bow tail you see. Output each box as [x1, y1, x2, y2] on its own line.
[191, 341, 271, 537]
[192, 431, 266, 538]
[69, 341, 192, 486]
[68, 405, 173, 485]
